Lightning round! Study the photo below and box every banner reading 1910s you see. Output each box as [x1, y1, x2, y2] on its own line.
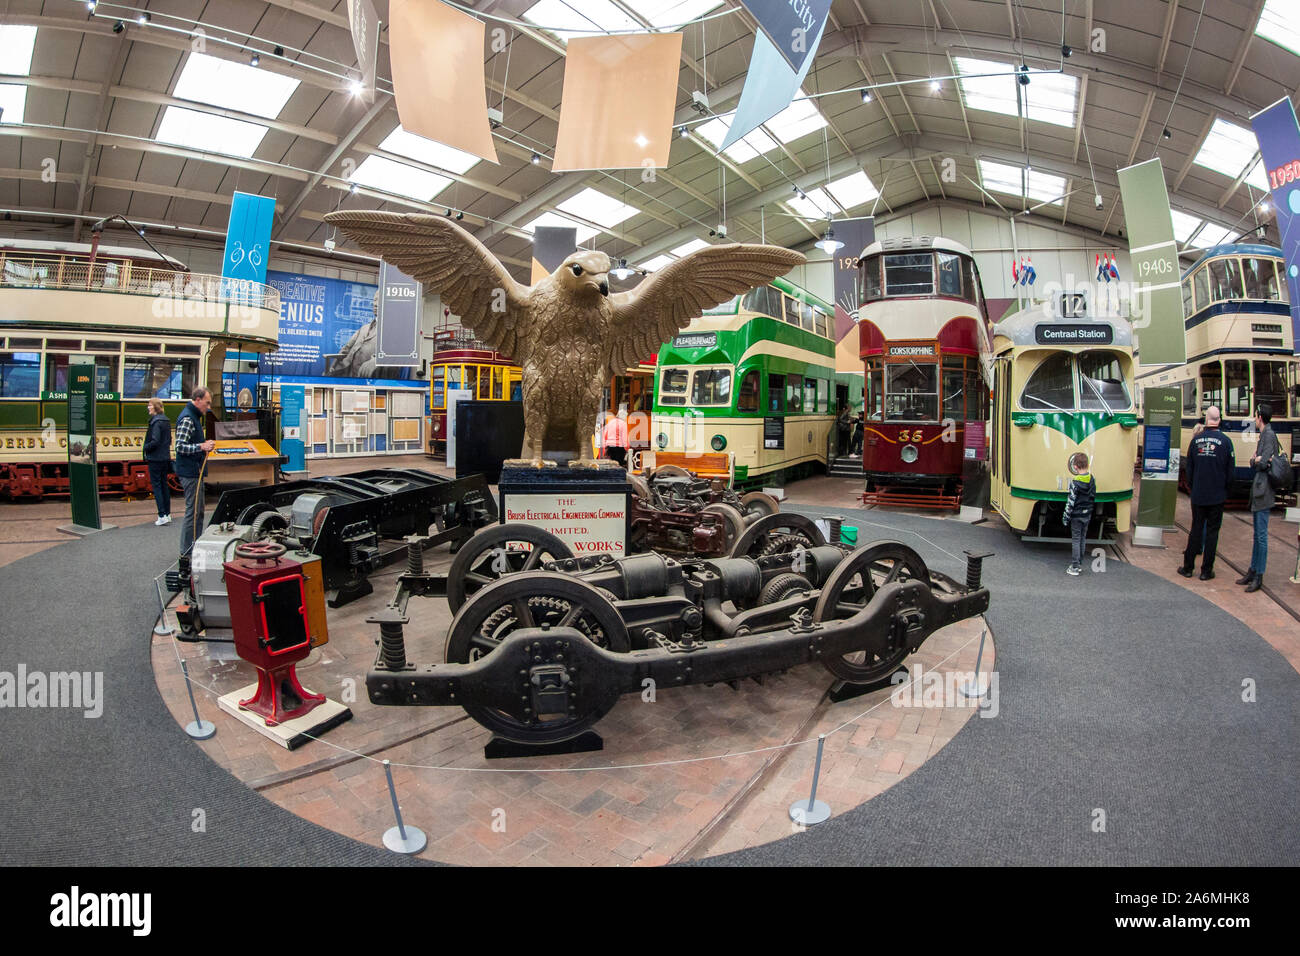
[1117, 158, 1186, 366]
[1136, 386, 1181, 529]
[1250, 96, 1300, 350]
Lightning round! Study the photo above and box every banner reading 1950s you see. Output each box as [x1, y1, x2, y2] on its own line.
[1117, 158, 1185, 366]
[1250, 96, 1300, 351]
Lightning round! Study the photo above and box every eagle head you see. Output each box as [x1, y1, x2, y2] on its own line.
[556, 250, 611, 298]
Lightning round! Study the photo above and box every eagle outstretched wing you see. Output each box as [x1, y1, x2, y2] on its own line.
[324, 211, 533, 362]
[607, 244, 806, 373]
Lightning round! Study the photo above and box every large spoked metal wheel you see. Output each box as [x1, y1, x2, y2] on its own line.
[701, 503, 746, 553]
[739, 491, 780, 520]
[652, 464, 693, 480]
[447, 522, 574, 613]
[729, 511, 827, 559]
[814, 541, 931, 685]
[444, 573, 630, 744]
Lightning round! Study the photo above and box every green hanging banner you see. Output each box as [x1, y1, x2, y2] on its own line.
[66, 361, 102, 531]
[1136, 387, 1181, 530]
[1117, 158, 1186, 367]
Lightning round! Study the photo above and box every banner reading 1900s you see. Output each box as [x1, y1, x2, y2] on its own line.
[1250, 96, 1300, 350]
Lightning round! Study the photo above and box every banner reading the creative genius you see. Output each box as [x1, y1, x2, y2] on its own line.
[1250, 96, 1300, 350]
[1116, 158, 1185, 366]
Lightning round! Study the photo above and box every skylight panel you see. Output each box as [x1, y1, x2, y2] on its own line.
[523, 211, 600, 244]
[349, 156, 452, 201]
[694, 115, 780, 164]
[521, 0, 640, 42]
[0, 85, 25, 124]
[1193, 118, 1261, 180]
[955, 57, 1018, 119]
[1025, 167, 1066, 204]
[788, 189, 837, 219]
[824, 170, 879, 209]
[1169, 209, 1202, 243]
[1246, 159, 1270, 193]
[954, 56, 1077, 128]
[556, 188, 640, 228]
[0, 25, 36, 75]
[172, 52, 299, 120]
[622, 0, 724, 27]
[379, 126, 480, 175]
[764, 95, 827, 144]
[639, 254, 676, 272]
[1194, 222, 1234, 247]
[671, 238, 710, 257]
[1256, 0, 1300, 58]
[977, 159, 1064, 205]
[1023, 71, 1078, 127]
[155, 106, 269, 158]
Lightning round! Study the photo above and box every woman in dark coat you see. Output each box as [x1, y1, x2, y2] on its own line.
[143, 398, 173, 525]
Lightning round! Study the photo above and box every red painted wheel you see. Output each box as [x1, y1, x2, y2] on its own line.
[167, 473, 183, 493]
[234, 540, 287, 561]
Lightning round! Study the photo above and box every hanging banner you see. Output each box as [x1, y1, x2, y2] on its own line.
[221, 191, 276, 301]
[831, 217, 875, 339]
[1116, 158, 1185, 366]
[1136, 387, 1181, 529]
[376, 261, 422, 367]
[389, 0, 498, 164]
[741, 0, 833, 74]
[531, 226, 578, 283]
[552, 33, 682, 171]
[67, 361, 102, 530]
[1250, 96, 1300, 350]
[346, 0, 380, 105]
[722, 19, 825, 150]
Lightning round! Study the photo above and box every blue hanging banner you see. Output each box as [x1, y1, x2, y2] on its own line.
[221, 191, 276, 300]
[721, 19, 825, 151]
[1250, 96, 1300, 351]
[740, 0, 832, 74]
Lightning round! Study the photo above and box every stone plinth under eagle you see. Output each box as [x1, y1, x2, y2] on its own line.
[325, 211, 806, 465]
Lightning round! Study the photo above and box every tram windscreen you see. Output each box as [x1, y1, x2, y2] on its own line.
[1021, 353, 1075, 411]
[691, 368, 731, 406]
[885, 362, 938, 420]
[1225, 359, 1251, 416]
[1254, 361, 1287, 414]
[660, 368, 689, 405]
[861, 256, 882, 300]
[1077, 351, 1130, 410]
[0, 351, 41, 397]
[884, 254, 934, 296]
[937, 253, 963, 297]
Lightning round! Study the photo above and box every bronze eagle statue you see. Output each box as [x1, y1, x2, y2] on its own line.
[324, 211, 805, 464]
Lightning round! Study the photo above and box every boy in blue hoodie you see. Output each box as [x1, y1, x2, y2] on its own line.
[1062, 451, 1096, 575]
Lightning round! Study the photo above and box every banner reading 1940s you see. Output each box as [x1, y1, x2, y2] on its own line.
[1137, 387, 1181, 529]
[1117, 158, 1186, 367]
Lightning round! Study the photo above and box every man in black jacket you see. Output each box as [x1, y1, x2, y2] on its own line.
[1178, 405, 1233, 580]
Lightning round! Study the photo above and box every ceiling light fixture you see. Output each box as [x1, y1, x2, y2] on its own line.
[250, 52, 260, 67]
[1017, 64, 1030, 86]
[1259, 200, 1271, 213]
[456, 211, 464, 221]
[861, 89, 872, 103]
[348, 181, 358, 194]
[348, 78, 364, 96]
[611, 258, 634, 280]
[930, 79, 941, 92]
[635, 134, 648, 148]
[1162, 128, 1172, 139]
[1061, 44, 1072, 57]
[86, 0, 96, 11]
[137, 12, 150, 24]
[530, 152, 541, 164]
[112, 19, 124, 33]
[274, 45, 284, 57]
[815, 224, 844, 254]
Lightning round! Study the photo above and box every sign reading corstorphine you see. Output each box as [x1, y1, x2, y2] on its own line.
[503, 493, 628, 557]
[741, 0, 834, 73]
[376, 260, 422, 367]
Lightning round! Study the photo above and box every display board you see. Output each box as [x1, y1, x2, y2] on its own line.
[1137, 387, 1181, 529]
[280, 384, 306, 473]
[67, 361, 101, 530]
[502, 491, 628, 557]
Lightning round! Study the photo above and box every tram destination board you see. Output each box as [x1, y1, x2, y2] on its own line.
[1034, 323, 1113, 345]
[673, 331, 717, 349]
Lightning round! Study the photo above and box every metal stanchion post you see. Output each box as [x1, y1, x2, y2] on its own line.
[959, 629, 989, 699]
[154, 576, 175, 637]
[788, 734, 831, 825]
[180, 659, 215, 740]
[381, 759, 426, 854]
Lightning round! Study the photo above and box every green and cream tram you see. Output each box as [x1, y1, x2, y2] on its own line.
[989, 291, 1139, 538]
[650, 278, 862, 487]
[1135, 243, 1300, 497]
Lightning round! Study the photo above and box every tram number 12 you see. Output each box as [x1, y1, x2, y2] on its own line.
[898, 429, 924, 442]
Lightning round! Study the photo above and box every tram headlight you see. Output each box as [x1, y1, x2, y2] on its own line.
[657, 432, 669, 449]
[900, 443, 919, 464]
[710, 434, 726, 451]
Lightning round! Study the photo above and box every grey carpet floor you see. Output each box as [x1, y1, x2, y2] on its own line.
[2, 506, 1296, 866]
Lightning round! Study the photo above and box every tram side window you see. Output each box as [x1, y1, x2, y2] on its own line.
[768, 373, 785, 412]
[0, 351, 41, 397]
[865, 360, 883, 420]
[660, 368, 689, 405]
[884, 254, 934, 296]
[813, 307, 830, 338]
[966, 371, 987, 420]
[742, 286, 780, 320]
[431, 367, 445, 409]
[885, 362, 938, 421]
[786, 375, 804, 413]
[1193, 267, 1210, 313]
[962, 257, 982, 308]
[861, 255, 882, 301]
[45, 353, 120, 394]
[816, 378, 828, 413]
[737, 370, 760, 413]
[1199, 363, 1222, 411]
[122, 357, 198, 400]
[1224, 359, 1251, 416]
[1077, 351, 1131, 410]
[1208, 258, 1243, 303]
[1182, 279, 1193, 318]
[803, 378, 817, 413]
[692, 368, 731, 406]
[1254, 361, 1287, 413]
[942, 367, 965, 420]
[1020, 353, 1075, 411]
[937, 253, 963, 297]
[1181, 381, 1196, 415]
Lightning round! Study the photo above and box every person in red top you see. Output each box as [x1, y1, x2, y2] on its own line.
[601, 404, 629, 467]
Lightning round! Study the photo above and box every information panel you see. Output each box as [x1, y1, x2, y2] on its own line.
[503, 492, 628, 557]
[67, 362, 101, 530]
[764, 416, 784, 450]
[1137, 387, 1181, 529]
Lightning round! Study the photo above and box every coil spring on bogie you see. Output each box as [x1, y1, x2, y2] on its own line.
[379, 620, 408, 669]
[407, 537, 424, 575]
[826, 515, 843, 544]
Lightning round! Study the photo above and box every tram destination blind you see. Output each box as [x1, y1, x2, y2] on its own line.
[1033, 324, 1113, 345]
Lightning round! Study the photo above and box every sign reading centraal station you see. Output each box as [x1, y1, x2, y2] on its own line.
[1034, 324, 1114, 345]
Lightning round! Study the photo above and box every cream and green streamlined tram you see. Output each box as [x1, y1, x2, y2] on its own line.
[988, 292, 1139, 540]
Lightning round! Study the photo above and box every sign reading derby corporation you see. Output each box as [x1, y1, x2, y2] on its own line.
[742, 0, 834, 73]
[1034, 324, 1114, 345]
[673, 332, 718, 349]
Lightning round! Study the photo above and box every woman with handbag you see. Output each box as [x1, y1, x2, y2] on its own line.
[143, 397, 173, 526]
[1239, 403, 1279, 593]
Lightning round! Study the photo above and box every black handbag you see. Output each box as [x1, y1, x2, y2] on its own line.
[1268, 452, 1293, 492]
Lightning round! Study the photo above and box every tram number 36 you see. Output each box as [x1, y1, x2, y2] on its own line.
[898, 429, 925, 442]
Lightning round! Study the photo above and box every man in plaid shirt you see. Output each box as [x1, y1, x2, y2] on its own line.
[175, 386, 215, 582]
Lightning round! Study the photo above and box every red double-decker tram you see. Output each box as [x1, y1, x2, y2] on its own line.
[427, 323, 521, 456]
[857, 237, 991, 509]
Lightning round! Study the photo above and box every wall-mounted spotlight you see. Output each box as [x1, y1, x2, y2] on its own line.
[136, 11, 150, 24]
[530, 152, 541, 165]
[250, 52, 260, 67]
[860, 89, 872, 103]
[112, 19, 125, 33]
[274, 45, 284, 57]
[1162, 128, 1171, 140]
